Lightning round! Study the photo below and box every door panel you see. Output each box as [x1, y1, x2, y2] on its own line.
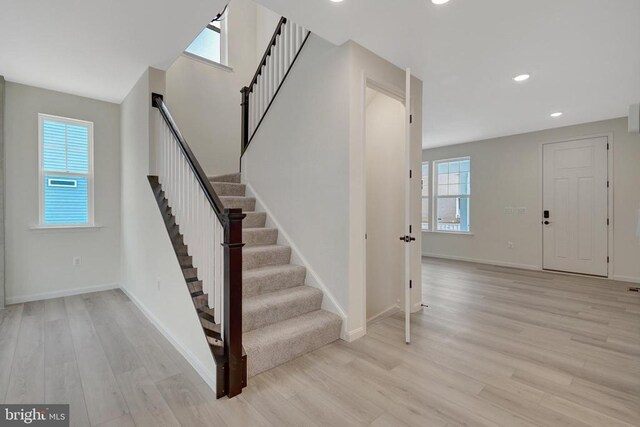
[542, 137, 608, 276]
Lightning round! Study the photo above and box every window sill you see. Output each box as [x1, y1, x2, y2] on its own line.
[423, 230, 475, 236]
[181, 53, 233, 72]
[30, 225, 104, 232]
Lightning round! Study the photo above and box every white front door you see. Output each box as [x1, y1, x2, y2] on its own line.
[542, 137, 608, 276]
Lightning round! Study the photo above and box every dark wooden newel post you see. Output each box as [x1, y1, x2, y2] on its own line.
[223, 208, 245, 398]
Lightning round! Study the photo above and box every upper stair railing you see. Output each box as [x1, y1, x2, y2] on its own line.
[151, 94, 245, 398]
[240, 17, 311, 154]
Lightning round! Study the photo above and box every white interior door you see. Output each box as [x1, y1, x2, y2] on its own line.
[542, 137, 608, 276]
[403, 68, 412, 344]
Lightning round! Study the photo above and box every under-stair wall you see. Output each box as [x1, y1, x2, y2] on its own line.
[120, 68, 219, 390]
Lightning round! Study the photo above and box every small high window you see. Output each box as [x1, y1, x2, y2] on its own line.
[435, 157, 471, 232]
[39, 114, 94, 226]
[184, 7, 228, 65]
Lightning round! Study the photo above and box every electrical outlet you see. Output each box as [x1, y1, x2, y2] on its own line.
[72, 256, 81, 266]
[504, 207, 514, 214]
[517, 207, 527, 215]
[507, 241, 515, 249]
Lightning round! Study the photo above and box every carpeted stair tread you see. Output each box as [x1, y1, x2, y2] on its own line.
[208, 173, 241, 183]
[243, 227, 278, 247]
[243, 286, 323, 332]
[220, 196, 256, 211]
[243, 264, 306, 297]
[211, 182, 246, 197]
[243, 245, 291, 270]
[244, 310, 342, 377]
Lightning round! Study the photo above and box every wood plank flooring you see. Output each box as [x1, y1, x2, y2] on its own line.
[0, 258, 638, 426]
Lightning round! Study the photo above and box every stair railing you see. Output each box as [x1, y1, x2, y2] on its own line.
[240, 17, 311, 154]
[151, 93, 245, 398]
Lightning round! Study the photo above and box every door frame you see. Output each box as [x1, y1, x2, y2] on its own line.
[538, 133, 614, 279]
[361, 73, 407, 338]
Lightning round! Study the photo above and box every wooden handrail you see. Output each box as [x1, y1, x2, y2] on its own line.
[247, 17, 287, 91]
[241, 18, 311, 154]
[152, 93, 227, 223]
[152, 93, 246, 398]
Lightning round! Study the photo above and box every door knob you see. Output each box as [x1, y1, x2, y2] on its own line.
[399, 235, 416, 242]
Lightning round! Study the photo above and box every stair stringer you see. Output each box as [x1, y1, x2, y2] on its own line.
[243, 182, 348, 340]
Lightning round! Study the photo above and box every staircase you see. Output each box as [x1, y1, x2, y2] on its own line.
[210, 172, 342, 377]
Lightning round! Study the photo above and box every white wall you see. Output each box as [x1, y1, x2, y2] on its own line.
[120, 68, 218, 389]
[422, 117, 640, 283]
[241, 35, 352, 328]
[165, 0, 279, 176]
[365, 89, 405, 321]
[4, 82, 121, 303]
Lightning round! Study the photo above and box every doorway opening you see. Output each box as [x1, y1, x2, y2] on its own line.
[364, 85, 406, 324]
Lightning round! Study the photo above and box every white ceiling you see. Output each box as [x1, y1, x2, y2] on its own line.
[0, 0, 227, 103]
[1, 0, 638, 147]
[255, 0, 640, 148]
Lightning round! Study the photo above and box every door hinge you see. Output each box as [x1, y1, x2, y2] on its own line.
[607, 143, 609, 150]
[607, 218, 610, 226]
[409, 169, 412, 178]
[409, 225, 412, 233]
[607, 180, 609, 188]
[410, 114, 413, 124]
[409, 280, 413, 289]
[607, 256, 610, 263]
[365, 233, 367, 240]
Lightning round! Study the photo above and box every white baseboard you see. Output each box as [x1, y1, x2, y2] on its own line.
[613, 275, 640, 284]
[245, 183, 348, 338]
[6, 282, 120, 305]
[120, 286, 216, 392]
[344, 326, 365, 342]
[422, 253, 540, 271]
[367, 305, 399, 324]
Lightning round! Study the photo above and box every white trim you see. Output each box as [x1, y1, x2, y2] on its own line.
[121, 287, 217, 393]
[424, 230, 475, 236]
[5, 282, 119, 305]
[244, 183, 349, 338]
[29, 224, 104, 231]
[181, 52, 234, 72]
[422, 253, 540, 271]
[38, 113, 95, 227]
[344, 326, 365, 342]
[538, 133, 614, 278]
[612, 275, 640, 284]
[367, 305, 399, 324]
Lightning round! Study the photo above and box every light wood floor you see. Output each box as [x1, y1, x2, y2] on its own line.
[1, 258, 638, 426]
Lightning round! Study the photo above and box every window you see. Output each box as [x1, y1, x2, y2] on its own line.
[184, 9, 227, 65]
[435, 157, 471, 232]
[39, 114, 94, 226]
[421, 162, 430, 230]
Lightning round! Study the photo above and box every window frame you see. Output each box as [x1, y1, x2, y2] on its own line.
[183, 10, 229, 67]
[433, 156, 471, 233]
[38, 113, 95, 227]
[421, 161, 430, 231]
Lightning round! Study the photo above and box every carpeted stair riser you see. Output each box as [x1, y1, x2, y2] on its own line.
[243, 265, 306, 298]
[208, 173, 241, 183]
[243, 245, 291, 270]
[220, 196, 256, 211]
[211, 182, 246, 197]
[243, 286, 323, 332]
[243, 228, 278, 247]
[243, 310, 342, 377]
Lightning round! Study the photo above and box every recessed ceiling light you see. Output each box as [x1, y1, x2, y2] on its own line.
[432, 0, 450, 4]
[513, 74, 530, 82]
[330, 0, 344, 2]
[550, 112, 563, 117]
